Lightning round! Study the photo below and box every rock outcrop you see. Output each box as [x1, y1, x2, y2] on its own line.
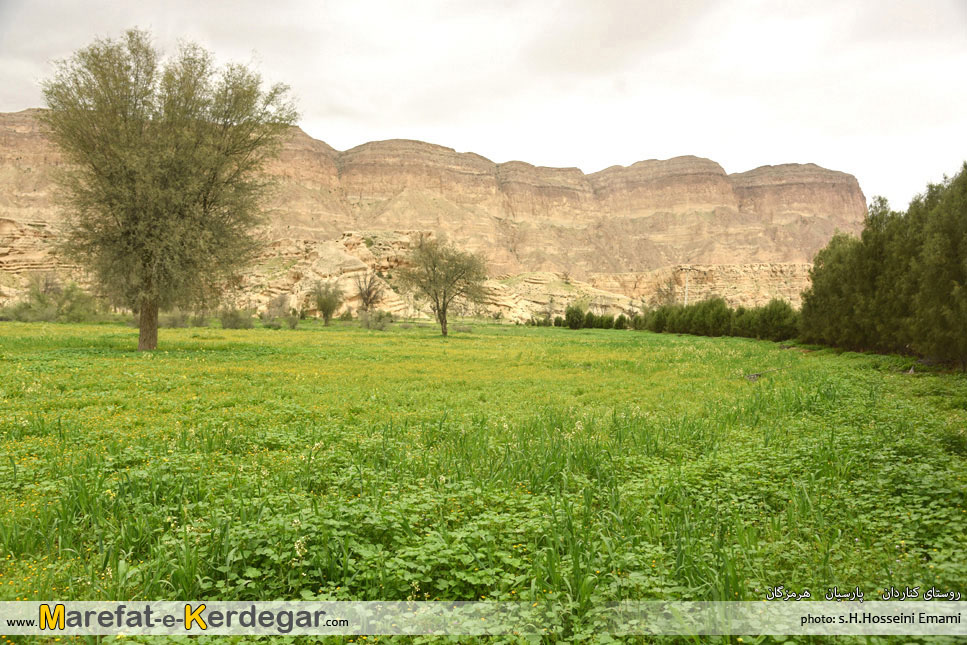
[589, 263, 814, 309]
[0, 109, 866, 315]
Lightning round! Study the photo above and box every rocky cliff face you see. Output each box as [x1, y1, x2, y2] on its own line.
[0, 109, 866, 316]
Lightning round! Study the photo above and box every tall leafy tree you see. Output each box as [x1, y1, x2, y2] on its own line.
[40, 29, 297, 350]
[801, 163, 966, 364]
[800, 233, 864, 348]
[915, 164, 967, 367]
[396, 237, 487, 336]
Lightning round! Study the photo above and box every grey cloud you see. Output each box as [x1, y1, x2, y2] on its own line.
[518, 0, 720, 77]
[0, 0, 965, 210]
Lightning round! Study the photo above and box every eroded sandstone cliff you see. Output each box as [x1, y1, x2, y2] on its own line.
[0, 109, 866, 316]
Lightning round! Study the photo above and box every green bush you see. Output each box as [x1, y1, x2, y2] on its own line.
[565, 305, 584, 330]
[664, 305, 687, 333]
[630, 314, 646, 330]
[2, 277, 102, 323]
[553, 316, 564, 327]
[598, 314, 615, 329]
[338, 310, 354, 322]
[527, 315, 552, 327]
[360, 310, 392, 331]
[219, 308, 255, 329]
[646, 306, 671, 333]
[160, 310, 189, 328]
[312, 281, 343, 325]
[614, 314, 628, 330]
[584, 311, 596, 329]
[692, 298, 731, 336]
[731, 306, 758, 338]
[756, 298, 800, 341]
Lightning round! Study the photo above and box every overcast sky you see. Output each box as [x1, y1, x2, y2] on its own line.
[1, 0, 965, 210]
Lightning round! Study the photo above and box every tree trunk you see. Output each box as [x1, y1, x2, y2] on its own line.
[138, 298, 159, 351]
[438, 309, 448, 337]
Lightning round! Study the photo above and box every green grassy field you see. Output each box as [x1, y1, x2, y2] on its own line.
[1, 321, 965, 636]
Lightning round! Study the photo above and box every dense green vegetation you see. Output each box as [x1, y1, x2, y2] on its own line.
[0, 274, 101, 324]
[801, 163, 967, 366]
[1, 322, 965, 639]
[560, 298, 800, 342]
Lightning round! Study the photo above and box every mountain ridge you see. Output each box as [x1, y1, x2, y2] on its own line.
[0, 108, 867, 315]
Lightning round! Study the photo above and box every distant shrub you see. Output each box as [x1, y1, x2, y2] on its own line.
[555, 294, 799, 342]
[59, 284, 100, 322]
[190, 311, 210, 327]
[565, 304, 584, 330]
[553, 316, 564, 327]
[284, 314, 299, 329]
[260, 293, 286, 320]
[2, 275, 101, 323]
[311, 281, 343, 325]
[528, 314, 552, 327]
[360, 309, 392, 331]
[160, 309, 189, 328]
[338, 309, 354, 322]
[219, 308, 255, 329]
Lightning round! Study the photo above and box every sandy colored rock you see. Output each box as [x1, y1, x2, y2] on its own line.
[0, 109, 866, 316]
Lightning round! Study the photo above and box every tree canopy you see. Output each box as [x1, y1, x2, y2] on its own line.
[800, 162, 967, 367]
[40, 29, 298, 349]
[312, 281, 343, 325]
[396, 237, 487, 336]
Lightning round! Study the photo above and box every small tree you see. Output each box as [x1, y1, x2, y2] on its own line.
[40, 29, 297, 350]
[564, 304, 584, 329]
[396, 238, 487, 336]
[312, 281, 343, 325]
[353, 272, 384, 312]
[757, 299, 800, 341]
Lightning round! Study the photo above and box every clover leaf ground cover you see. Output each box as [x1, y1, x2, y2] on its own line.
[0, 322, 965, 636]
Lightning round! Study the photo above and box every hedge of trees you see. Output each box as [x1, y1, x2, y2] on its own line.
[560, 298, 800, 341]
[801, 163, 967, 366]
[639, 298, 799, 340]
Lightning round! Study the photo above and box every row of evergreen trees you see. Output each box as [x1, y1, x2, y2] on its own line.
[643, 298, 799, 341]
[560, 307, 629, 330]
[559, 298, 799, 341]
[800, 163, 967, 366]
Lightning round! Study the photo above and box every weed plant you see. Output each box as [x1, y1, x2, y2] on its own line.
[0, 323, 964, 639]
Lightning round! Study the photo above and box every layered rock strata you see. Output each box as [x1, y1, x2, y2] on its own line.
[0, 109, 866, 315]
